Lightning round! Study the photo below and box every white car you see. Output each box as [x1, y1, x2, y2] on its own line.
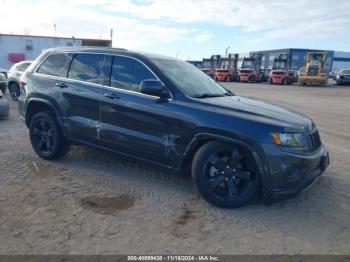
[7, 61, 32, 100]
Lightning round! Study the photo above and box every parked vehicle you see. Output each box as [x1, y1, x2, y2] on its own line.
[215, 54, 239, 82]
[201, 55, 220, 78]
[336, 69, 350, 85]
[0, 73, 7, 94]
[331, 69, 340, 80]
[239, 54, 266, 83]
[290, 70, 299, 82]
[18, 47, 329, 208]
[8, 61, 33, 99]
[0, 65, 7, 78]
[7, 61, 33, 100]
[0, 90, 9, 119]
[269, 54, 295, 85]
[299, 52, 328, 86]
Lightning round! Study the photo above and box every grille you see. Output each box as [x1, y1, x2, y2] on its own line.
[307, 65, 319, 76]
[308, 131, 321, 152]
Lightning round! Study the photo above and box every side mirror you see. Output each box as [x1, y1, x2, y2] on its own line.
[139, 79, 169, 100]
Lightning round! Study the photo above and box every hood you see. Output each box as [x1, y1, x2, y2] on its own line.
[197, 95, 314, 132]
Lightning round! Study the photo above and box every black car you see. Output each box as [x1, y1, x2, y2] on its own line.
[18, 47, 329, 208]
[0, 72, 6, 94]
[336, 69, 350, 85]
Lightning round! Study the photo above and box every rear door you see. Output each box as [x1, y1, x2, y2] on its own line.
[50, 53, 110, 143]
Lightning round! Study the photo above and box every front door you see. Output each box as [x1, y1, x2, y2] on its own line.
[100, 55, 174, 166]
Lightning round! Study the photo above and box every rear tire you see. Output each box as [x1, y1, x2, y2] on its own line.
[192, 141, 260, 208]
[29, 112, 70, 160]
[225, 75, 232, 82]
[8, 82, 20, 101]
[282, 78, 288, 85]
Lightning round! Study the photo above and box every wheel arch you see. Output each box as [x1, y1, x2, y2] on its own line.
[179, 133, 265, 177]
[25, 98, 65, 135]
[7, 79, 19, 86]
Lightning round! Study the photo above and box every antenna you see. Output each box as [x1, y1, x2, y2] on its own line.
[54, 24, 56, 36]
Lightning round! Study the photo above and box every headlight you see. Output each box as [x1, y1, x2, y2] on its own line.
[271, 133, 306, 147]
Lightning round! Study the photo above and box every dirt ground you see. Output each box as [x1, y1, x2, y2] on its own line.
[0, 81, 350, 255]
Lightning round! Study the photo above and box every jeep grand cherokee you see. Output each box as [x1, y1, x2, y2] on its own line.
[18, 47, 329, 208]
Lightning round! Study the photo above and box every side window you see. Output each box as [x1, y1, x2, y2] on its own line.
[37, 53, 71, 77]
[111, 56, 156, 92]
[68, 54, 108, 85]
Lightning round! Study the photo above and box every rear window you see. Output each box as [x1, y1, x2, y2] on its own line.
[68, 53, 109, 85]
[36, 53, 71, 77]
[17, 62, 31, 72]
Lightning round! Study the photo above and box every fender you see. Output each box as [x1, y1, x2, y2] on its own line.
[179, 132, 267, 177]
[25, 97, 67, 136]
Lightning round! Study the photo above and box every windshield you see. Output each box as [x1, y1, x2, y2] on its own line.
[151, 59, 228, 98]
[341, 70, 350, 74]
[242, 60, 254, 68]
[273, 61, 287, 70]
[309, 53, 324, 63]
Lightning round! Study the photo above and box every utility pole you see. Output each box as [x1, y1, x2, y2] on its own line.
[225, 46, 230, 58]
[54, 24, 56, 36]
[110, 28, 113, 47]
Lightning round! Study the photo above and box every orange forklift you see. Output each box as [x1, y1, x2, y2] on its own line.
[201, 55, 221, 79]
[214, 54, 239, 82]
[239, 53, 266, 83]
[269, 54, 295, 85]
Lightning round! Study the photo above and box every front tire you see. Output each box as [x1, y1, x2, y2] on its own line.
[192, 141, 260, 208]
[29, 112, 70, 160]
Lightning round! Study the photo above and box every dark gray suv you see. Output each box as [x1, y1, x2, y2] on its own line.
[18, 47, 329, 208]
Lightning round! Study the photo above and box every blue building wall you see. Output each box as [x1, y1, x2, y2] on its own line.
[250, 48, 334, 73]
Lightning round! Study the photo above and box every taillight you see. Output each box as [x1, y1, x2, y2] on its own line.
[19, 75, 27, 89]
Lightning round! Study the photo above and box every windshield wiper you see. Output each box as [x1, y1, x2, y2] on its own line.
[224, 91, 234, 96]
[192, 93, 226, 99]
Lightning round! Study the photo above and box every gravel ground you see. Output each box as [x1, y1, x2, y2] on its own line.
[0, 81, 350, 255]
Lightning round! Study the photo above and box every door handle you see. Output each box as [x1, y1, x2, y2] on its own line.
[55, 82, 68, 88]
[104, 92, 120, 99]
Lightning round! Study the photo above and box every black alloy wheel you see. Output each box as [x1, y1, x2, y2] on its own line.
[192, 142, 260, 208]
[29, 112, 70, 160]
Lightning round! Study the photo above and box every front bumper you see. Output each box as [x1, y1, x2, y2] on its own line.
[271, 77, 284, 84]
[261, 143, 329, 202]
[240, 75, 252, 82]
[0, 97, 9, 118]
[300, 76, 327, 83]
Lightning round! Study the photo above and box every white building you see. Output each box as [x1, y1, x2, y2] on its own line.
[0, 33, 111, 69]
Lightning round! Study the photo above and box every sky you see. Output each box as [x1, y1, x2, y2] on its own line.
[1, 0, 349, 60]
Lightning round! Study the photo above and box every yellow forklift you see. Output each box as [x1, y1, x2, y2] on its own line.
[299, 52, 328, 86]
